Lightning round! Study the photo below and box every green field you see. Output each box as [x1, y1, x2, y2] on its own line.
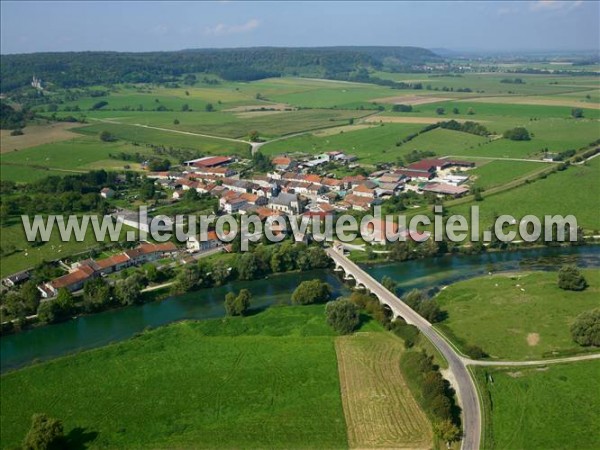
[435, 269, 600, 360]
[0, 305, 348, 449]
[450, 156, 600, 232]
[476, 360, 600, 450]
[0, 217, 136, 277]
[470, 160, 549, 190]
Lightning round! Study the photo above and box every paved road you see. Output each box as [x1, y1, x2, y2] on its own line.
[326, 247, 481, 450]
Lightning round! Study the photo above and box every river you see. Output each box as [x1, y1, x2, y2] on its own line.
[2, 245, 599, 373]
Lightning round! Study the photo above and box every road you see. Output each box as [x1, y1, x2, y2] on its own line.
[326, 247, 481, 450]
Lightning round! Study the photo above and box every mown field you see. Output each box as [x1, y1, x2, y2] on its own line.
[335, 332, 432, 449]
[0, 306, 349, 449]
[470, 160, 549, 190]
[435, 269, 600, 360]
[476, 360, 600, 450]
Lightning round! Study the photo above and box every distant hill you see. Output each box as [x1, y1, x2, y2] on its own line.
[0, 46, 441, 92]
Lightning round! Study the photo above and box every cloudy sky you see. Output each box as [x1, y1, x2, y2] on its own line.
[1, 1, 598, 54]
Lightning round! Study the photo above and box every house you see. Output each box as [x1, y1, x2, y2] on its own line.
[186, 231, 222, 253]
[2, 270, 31, 288]
[221, 197, 247, 214]
[327, 151, 346, 161]
[172, 190, 185, 200]
[269, 192, 300, 214]
[442, 175, 469, 186]
[272, 156, 296, 171]
[340, 194, 377, 211]
[352, 184, 376, 198]
[341, 175, 367, 189]
[95, 253, 132, 274]
[41, 265, 97, 297]
[100, 187, 115, 199]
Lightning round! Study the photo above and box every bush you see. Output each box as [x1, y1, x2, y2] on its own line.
[22, 413, 65, 450]
[464, 344, 488, 359]
[326, 299, 360, 334]
[570, 308, 600, 346]
[99, 130, 117, 142]
[558, 265, 588, 291]
[291, 279, 331, 305]
[392, 104, 413, 112]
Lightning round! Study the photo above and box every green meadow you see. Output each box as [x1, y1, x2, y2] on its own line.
[470, 160, 548, 190]
[476, 360, 600, 450]
[0, 305, 348, 449]
[449, 156, 600, 232]
[435, 269, 600, 360]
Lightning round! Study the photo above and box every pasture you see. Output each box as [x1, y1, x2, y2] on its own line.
[449, 156, 600, 232]
[0, 305, 348, 449]
[470, 160, 550, 190]
[435, 269, 600, 360]
[335, 332, 433, 449]
[476, 360, 600, 450]
[0, 122, 83, 152]
[0, 217, 134, 278]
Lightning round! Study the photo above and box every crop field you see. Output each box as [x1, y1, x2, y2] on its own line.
[475, 360, 600, 450]
[335, 332, 432, 449]
[435, 269, 600, 360]
[0, 306, 349, 449]
[0, 122, 83, 152]
[449, 156, 600, 232]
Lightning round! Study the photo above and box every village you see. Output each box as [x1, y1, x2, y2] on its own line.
[2, 150, 476, 298]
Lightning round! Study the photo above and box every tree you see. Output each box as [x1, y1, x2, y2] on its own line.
[326, 299, 360, 334]
[55, 288, 75, 316]
[292, 279, 331, 305]
[558, 265, 588, 291]
[236, 252, 262, 280]
[452, 107, 459, 114]
[224, 289, 252, 316]
[99, 130, 116, 142]
[249, 130, 260, 142]
[467, 107, 475, 115]
[22, 414, 65, 450]
[382, 276, 398, 294]
[205, 103, 214, 112]
[503, 127, 531, 141]
[181, 103, 190, 111]
[392, 104, 412, 112]
[83, 277, 111, 311]
[21, 281, 41, 314]
[433, 419, 461, 444]
[570, 308, 600, 346]
[173, 118, 180, 125]
[435, 107, 445, 115]
[115, 273, 145, 305]
[571, 108, 584, 118]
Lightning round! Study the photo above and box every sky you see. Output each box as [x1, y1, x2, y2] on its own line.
[1, 1, 599, 54]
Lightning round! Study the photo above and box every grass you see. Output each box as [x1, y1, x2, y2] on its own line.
[50, 108, 368, 140]
[449, 156, 600, 232]
[0, 217, 134, 277]
[0, 305, 348, 449]
[0, 135, 156, 182]
[435, 269, 600, 360]
[470, 160, 549, 190]
[475, 360, 600, 450]
[335, 332, 433, 449]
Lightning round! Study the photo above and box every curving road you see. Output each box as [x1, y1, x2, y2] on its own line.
[326, 247, 481, 450]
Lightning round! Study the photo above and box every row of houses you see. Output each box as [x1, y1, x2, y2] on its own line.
[38, 242, 178, 298]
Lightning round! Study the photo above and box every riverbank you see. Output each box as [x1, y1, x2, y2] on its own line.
[3, 245, 599, 373]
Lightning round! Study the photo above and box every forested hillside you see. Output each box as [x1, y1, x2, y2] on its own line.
[0, 46, 441, 92]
